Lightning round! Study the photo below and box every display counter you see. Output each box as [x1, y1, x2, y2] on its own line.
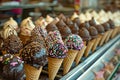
[61, 34, 120, 80]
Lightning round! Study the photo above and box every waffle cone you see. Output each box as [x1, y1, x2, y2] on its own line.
[92, 35, 101, 52]
[97, 34, 103, 46]
[75, 46, 86, 65]
[24, 64, 42, 80]
[116, 27, 119, 35]
[99, 32, 108, 46]
[105, 30, 112, 43]
[111, 28, 117, 38]
[63, 50, 78, 75]
[48, 57, 63, 80]
[19, 34, 30, 45]
[84, 39, 95, 57]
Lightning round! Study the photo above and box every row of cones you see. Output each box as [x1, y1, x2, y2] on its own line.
[23, 27, 119, 80]
[84, 27, 119, 58]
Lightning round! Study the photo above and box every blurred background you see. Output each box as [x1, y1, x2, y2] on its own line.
[0, 0, 120, 26]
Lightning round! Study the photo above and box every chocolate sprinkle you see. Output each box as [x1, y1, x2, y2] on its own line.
[2, 34, 23, 54]
[21, 42, 47, 69]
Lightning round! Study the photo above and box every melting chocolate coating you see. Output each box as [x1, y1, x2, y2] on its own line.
[65, 18, 79, 34]
[102, 22, 110, 31]
[73, 18, 81, 26]
[65, 18, 73, 25]
[79, 28, 91, 41]
[89, 17, 96, 26]
[79, 21, 90, 29]
[107, 19, 115, 29]
[46, 23, 58, 33]
[56, 19, 66, 29]
[68, 23, 79, 34]
[31, 26, 47, 39]
[30, 26, 47, 47]
[56, 20, 72, 39]
[48, 42, 68, 59]
[27, 35, 46, 48]
[58, 13, 66, 22]
[2, 54, 25, 80]
[2, 34, 23, 54]
[21, 42, 47, 69]
[88, 26, 98, 39]
[94, 25, 105, 34]
[60, 26, 72, 40]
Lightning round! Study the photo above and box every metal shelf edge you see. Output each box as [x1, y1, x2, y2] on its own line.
[60, 34, 120, 80]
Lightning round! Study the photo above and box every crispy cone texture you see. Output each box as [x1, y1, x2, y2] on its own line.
[48, 57, 63, 80]
[24, 64, 43, 80]
[75, 46, 86, 65]
[63, 49, 78, 75]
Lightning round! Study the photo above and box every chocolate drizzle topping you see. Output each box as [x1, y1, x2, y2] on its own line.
[79, 28, 91, 41]
[88, 26, 98, 39]
[46, 23, 58, 33]
[2, 34, 23, 54]
[21, 42, 47, 69]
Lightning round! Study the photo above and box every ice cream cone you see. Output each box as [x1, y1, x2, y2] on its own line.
[84, 39, 95, 57]
[105, 30, 112, 43]
[92, 35, 101, 52]
[19, 34, 30, 45]
[63, 49, 78, 75]
[24, 64, 43, 80]
[110, 28, 116, 39]
[48, 57, 63, 80]
[75, 46, 86, 65]
[97, 34, 103, 47]
[99, 32, 108, 46]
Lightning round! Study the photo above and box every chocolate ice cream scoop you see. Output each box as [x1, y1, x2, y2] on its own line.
[46, 23, 58, 33]
[2, 34, 23, 54]
[107, 19, 115, 29]
[79, 21, 90, 29]
[88, 26, 98, 39]
[29, 26, 47, 47]
[31, 26, 47, 39]
[48, 42, 68, 59]
[21, 42, 47, 69]
[94, 25, 105, 34]
[46, 30, 63, 48]
[65, 18, 79, 34]
[102, 22, 110, 31]
[78, 28, 91, 41]
[56, 19, 66, 29]
[68, 23, 79, 34]
[27, 35, 45, 48]
[58, 13, 66, 22]
[65, 17, 73, 25]
[2, 54, 25, 80]
[64, 34, 84, 50]
[59, 26, 72, 39]
[89, 17, 96, 26]
[73, 18, 81, 26]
